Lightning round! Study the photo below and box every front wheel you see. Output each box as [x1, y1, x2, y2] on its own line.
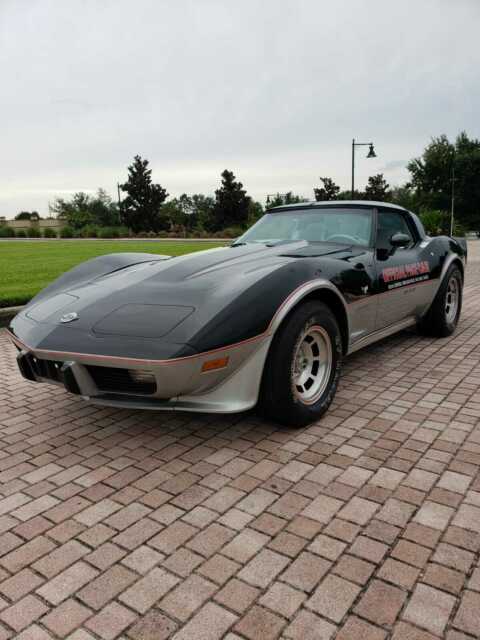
[259, 301, 343, 428]
[418, 265, 463, 337]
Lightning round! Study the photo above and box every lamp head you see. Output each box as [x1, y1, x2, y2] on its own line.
[367, 144, 376, 159]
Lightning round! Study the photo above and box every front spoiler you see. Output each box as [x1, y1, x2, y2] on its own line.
[9, 330, 271, 414]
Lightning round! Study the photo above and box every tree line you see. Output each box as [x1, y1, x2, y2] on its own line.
[313, 132, 480, 235]
[6, 131, 480, 238]
[50, 160, 258, 238]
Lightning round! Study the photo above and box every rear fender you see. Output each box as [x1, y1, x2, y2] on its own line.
[438, 254, 465, 287]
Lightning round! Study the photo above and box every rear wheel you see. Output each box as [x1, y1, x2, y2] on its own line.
[259, 301, 343, 428]
[418, 264, 463, 337]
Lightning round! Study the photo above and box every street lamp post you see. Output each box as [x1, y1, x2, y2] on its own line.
[117, 183, 123, 211]
[351, 139, 376, 199]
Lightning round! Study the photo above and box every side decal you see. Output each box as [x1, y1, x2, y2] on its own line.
[382, 261, 430, 290]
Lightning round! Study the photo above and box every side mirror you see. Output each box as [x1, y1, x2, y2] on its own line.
[390, 232, 410, 248]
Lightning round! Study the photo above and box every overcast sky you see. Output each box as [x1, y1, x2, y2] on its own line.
[1, 0, 479, 218]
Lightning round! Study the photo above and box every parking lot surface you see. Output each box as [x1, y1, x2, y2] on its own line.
[1, 247, 479, 639]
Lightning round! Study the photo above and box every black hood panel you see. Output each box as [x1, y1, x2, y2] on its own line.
[92, 304, 195, 339]
[11, 242, 356, 359]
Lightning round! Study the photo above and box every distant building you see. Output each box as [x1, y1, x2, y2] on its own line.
[0, 218, 62, 231]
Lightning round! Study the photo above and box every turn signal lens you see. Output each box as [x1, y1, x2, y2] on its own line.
[201, 357, 229, 372]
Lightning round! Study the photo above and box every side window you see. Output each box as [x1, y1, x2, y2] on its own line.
[376, 211, 414, 250]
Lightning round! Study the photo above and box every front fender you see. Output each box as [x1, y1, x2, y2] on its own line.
[25, 253, 170, 307]
[268, 280, 349, 345]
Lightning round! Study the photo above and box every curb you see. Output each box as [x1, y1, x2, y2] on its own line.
[0, 306, 22, 328]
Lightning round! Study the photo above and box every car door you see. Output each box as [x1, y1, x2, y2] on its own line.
[340, 247, 378, 344]
[374, 209, 427, 330]
[321, 206, 378, 346]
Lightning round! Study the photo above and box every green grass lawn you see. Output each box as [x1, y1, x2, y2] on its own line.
[0, 240, 223, 308]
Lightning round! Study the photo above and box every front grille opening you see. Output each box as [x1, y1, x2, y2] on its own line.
[30, 357, 64, 382]
[87, 366, 157, 395]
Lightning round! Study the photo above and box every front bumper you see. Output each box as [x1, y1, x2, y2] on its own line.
[9, 331, 271, 414]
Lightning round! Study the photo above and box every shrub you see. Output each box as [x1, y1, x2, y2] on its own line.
[43, 227, 57, 238]
[81, 225, 99, 238]
[222, 226, 245, 239]
[27, 227, 41, 238]
[453, 222, 468, 237]
[15, 229, 27, 238]
[98, 226, 120, 238]
[60, 226, 74, 238]
[97, 227, 110, 239]
[0, 226, 15, 237]
[187, 230, 210, 238]
[94, 226, 129, 239]
[419, 209, 450, 236]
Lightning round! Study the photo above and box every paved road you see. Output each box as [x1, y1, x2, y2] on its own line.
[467, 238, 480, 263]
[0, 256, 479, 639]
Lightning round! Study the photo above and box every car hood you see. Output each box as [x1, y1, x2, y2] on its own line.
[12, 241, 353, 359]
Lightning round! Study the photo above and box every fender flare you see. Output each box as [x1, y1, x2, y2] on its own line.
[267, 279, 350, 353]
[437, 254, 465, 290]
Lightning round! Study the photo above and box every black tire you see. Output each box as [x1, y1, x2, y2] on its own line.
[259, 301, 343, 428]
[418, 265, 463, 337]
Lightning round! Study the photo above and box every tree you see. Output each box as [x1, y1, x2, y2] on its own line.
[191, 194, 216, 231]
[15, 211, 40, 221]
[162, 194, 197, 234]
[314, 177, 340, 201]
[162, 199, 187, 233]
[49, 191, 118, 229]
[49, 192, 95, 229]
[407, 135, 454, 212]
[15, 211, 35, 220]
[120, 155, 168, 232]
[407, 132, 480, 231]
[364, 174, 390, 201]
[212, 170, 251, 231]
[452, 132, 480, 232]
[89, 189, 120, 227]
[334, 190, 356, 201]
[266, 194, 285, 208]
[267, 192, 306, 208]
[176, 193, 199, 231]
[247, 200, 264, 225]
[389, 185, 418, 210]
[162, 194, 218, 233]
[418, 209, 450, 236]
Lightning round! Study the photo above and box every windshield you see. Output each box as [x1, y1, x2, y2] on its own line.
[238, 207, 373, 247]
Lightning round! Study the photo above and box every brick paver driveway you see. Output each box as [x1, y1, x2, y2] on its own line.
[1, 245, 479, 640]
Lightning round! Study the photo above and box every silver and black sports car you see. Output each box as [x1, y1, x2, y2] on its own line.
[7, 201, 467, 427]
